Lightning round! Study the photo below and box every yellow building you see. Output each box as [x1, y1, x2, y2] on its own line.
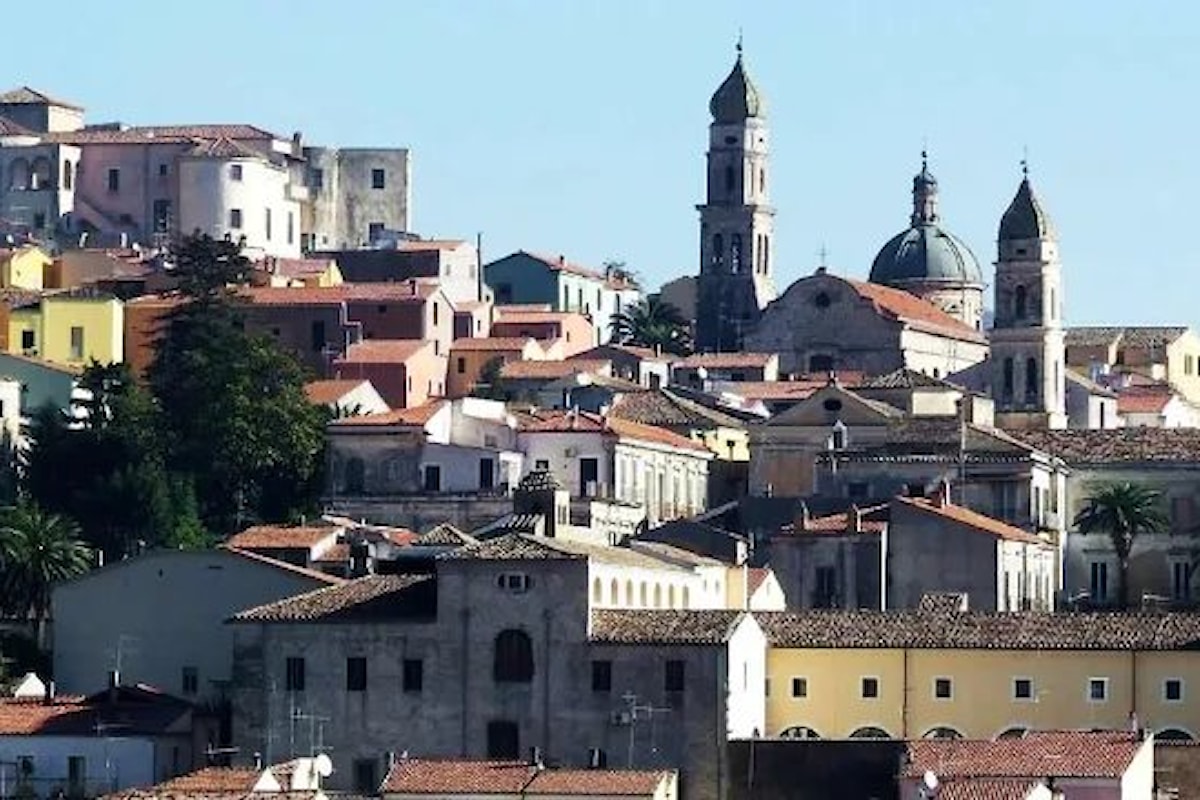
[0, 245, 49, 290]
[758, 596, 1200, 742]
[9, 290, 124, 365]
[1065, 326, 1200, 405]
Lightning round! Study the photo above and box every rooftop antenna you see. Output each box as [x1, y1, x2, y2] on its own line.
[618, 691, 671, 768]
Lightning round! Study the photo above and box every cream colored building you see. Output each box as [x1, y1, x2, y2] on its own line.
[1066, 326, 1200, 406]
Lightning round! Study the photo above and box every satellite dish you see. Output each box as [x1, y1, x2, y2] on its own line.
[923, 771, 939, 792]
[314, 753, 333, 777]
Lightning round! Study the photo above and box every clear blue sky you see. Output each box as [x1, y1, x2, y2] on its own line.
[16, 0, 1198, 325]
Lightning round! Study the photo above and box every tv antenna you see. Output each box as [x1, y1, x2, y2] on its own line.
[618, 691, 671, 768]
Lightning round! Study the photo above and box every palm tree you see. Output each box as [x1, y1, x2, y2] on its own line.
[608, 297, 692, 356]
[0, 502, 91, 649]
[1073, 482, 1167, 609]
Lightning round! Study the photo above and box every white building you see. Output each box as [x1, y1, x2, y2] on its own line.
[177, 137, 301, 259]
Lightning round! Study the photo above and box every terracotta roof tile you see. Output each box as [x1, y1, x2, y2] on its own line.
[382, 759, 536, 794]
[672, 352, 777, 369]
[46, 124, 275, 145]
[225, 525, 339, 551]
[1067, 326, 1189, 350]
[393, 239, 468, 252]
[1117, 386, 1175, 414]
[589, 609, 746, 645]
[450, 337, 538, 352]
[500, 359, 609, 380]
[336, 339, 433, 364]
[0, 86, 82, 110]
[1009, 428, 1200, 465]
[240, 282, 437, 306]
[569, 344, 668, 363]
[893, 496, 1045, 544]
[442, 533, 683, 571]
[609, 389, 745, 429]
[715, 374, 867, 401]
[757, 608, 1200, 650]
[233, 574, 435, 622]
[781, 504, 889, 535]
[747, 567, 771, 594]
[153, 768, 262, 793]
[0, 698, 89, 734]
[902, 731, 1143, 780]
[525, 769, 673, 796]
[861, 367, 962, 390]
[936, 779, 1042, 800]
[413, 523, 477, 547]
[494, 308, 587, 324]
[520, 251, 606, 281]
[184, 136, 265, 160]
[516, 409, 709, 452]
[328, 400, 445, 427]
[304, 379, 369, 405]
[846, 278, 987, 342]
[269, 258, 336, 279]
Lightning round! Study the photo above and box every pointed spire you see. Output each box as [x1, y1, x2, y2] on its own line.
[911, 150, 939, 226]
[709, 39, 765, 123]
[999, 160, 1055, 242]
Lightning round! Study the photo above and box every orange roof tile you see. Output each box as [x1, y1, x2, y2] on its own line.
[336, 340, 432, 364]
[517, 409, 708, 453]
[269, 258, 336, 279]
[902, 731, 1143, 780]
[494, 308, 587, 324]
[782, 504, 889, 535]
[382, 760, 535, 794]
[225, 525, 339, 550]
[304, 379, 368, 405]
[153, 767, 262, 793]
[500, 359, 610, 380]
[450, 337, 536, 352]
[329, 400, 446, 427]
[673, 352, 777, 369]
[525, 769, 672, 796]
[521, 251, 606, 281]
[846, 278, 986, 342]
[937, 779, 1042, 800]
[0, 698, 89, 734]
[1117, 387, 1174, 414]
[241, 282, 437, 306]
[895, 496, 1045, 544]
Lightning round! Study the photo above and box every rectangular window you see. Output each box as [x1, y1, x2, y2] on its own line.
[309, 168, 324, 189]
[368, 221, 385, 241]
[665, 660, 685, 692]
[1013, 677, 1033, 700]
[230, 164, 243, 181]
[265, 207, 272, 240]
[352, 760, 377, 794]
[791, 677, 807, 698]
[347, 657, 367, 692]
[456, 356, 466, 374]
[20, 330, 34, 351]
[814, 566, 838, 608]
[535, 459, 549, 471]
[229, 208, 243, 229]
[153, 199, 172, 232]
[287, 211, 294, 245]
[33, 213, 45, 229]
[402, 658, 423, 693]
[158, 163, 169, 177]
[69, 326, 84, 361]
[1165, 679, 1184, 702]
[861, 677, 879, 699]
[591, 660, 612, 692]
[371, 168, 386, 189]
[934, 677, 952, 699]
[311, 320, 326, 352]
[181, 666, 198, 695]
[1088, 677, 1108, 702]
[1090, 561, 1109, 603]
[67, 756, 85, 793]
[107, 168, 120, 192]
[285, 657, 305, 692]
[1173, 561, 1192, 601]
[423, 464, 441, 492]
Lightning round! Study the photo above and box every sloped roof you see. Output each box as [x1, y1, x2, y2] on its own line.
[893, 496, 1044, 544]
[1064, 369, 1118, 399]
[1009, 428, 1200, 465]
[1117, 386, 1175, 415]
[589, 609, 747, 645]
[526, 769, 673, 796]
[1066, 326, 1189, 350]
[0, 116, 35, 136]
[0, 86, 82, 110]
[609, 388, 746, 430]
[46, 123, 276, 145]
[304, 379, 369, 405]
[328, 400, 446, 428]
[184, 136, 265, 160]
[232, 574, 435, 623]
[845, 278, 986, 343]
[442, 533, 684, 571]
[517, 251, 606, 281]
[412, 523, 476, 548]
[672, 352, 776, 369]
[902, 731, 1143, 780]
[336, 339, 432, 364]
[152, 768, 263, 794]
[225, 525, 338, 551]
[500, 359, 609, 380]
[861, 367, 963, 391]
[936, 778, 1042, 800]
[517, 408, 710, 453]
[241, 282, 437, 305]
[380, 759, 672, 797]
[450, 337, 536, 352]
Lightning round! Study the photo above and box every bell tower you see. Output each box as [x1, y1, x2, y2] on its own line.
[695, 42, 777, 353]
[990, 164, 1067, 430]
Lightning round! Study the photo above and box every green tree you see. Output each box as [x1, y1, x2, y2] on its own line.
[1073, 482, 1168, 608]
[472, 357, 515, 402]
[608, 296, 692, 356]
[0, 502, 91, 648]
[149, 233, 325, 535]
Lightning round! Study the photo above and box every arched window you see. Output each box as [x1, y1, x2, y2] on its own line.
[682, 586, 690, 607]
[344, 457, 365, 494]
[763, 235, 770, 273]
[592, 577, 602, 604]
[639, 582, 647, 607]
[1002, 357, 1014, 399]
[1014, 285, 1027, 319]
[731, 234, 743, 273]
[923, 727, 964, 740]
[779, 726, 820, 739]
[493, 629, 533, 683]
[1025, 358, 1038, 403]
[997, 727, 1028, 740]
[609, 578, 619, 606]
[712, 234, 724, 269]
[668, 585, 676, 608]
[8, 158, 29, 191]
[625, 580, 633, 605]
[30, 157, 51, 190]
[62, 160, 73, 190]
[850, 727, 892, 739]
[759, 167, 766, 194]
[653, 584, 662, 608]
[1158, 728, 1194, 742]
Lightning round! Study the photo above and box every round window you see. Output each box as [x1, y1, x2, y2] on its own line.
[814, 292, 831, 309]
[822, 399, 843, 412]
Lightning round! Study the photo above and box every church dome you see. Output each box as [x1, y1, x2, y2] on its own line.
[999, 176, 1055, 241]
[709, 49, 764, 123]
[869, 158, 983, 287]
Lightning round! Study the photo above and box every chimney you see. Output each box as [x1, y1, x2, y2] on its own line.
[408, 278, 417, 293]
[107, 670, 120, 705]
[529, 747, 544, 770]
[42, 679, 55, 706]
[794, 501, 811, 531]
[933, 481, 951, 508]
[557, 255, 565, 265]
[254, 752, 263, 771]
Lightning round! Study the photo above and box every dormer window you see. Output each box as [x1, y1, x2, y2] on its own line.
[829, 420, 848, 451]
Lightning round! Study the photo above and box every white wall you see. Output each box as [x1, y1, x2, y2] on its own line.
[177, 156, 300, 259]
[725, 615, 767, 738]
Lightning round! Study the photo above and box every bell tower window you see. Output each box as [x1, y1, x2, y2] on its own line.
[1014, 285, 1027, 320]
[731, 234, 743, 273]
[1002, 358, 1014, 401]
[712, 234, 724, 269]
[1025, 358, 1039, 404]
[724, 165, 735, 195]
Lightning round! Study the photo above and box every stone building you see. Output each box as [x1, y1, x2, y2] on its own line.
[868, 154, 985, 331]
[694, 46, 776, 353]
[743, 269, 987, 378]
[300, 146, 411, 250]
[229, 538, 768, 799]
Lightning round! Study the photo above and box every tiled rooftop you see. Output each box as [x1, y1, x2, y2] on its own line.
[500, 359, 610, 379]
[232, 574, 434, 623]
[328, 400, 446, 428]
[304, 379, 369, 405]
[1116, 386, 1174, 415]
[1009, 428, 1200, 465]
[1066, 325, 1189, 350]
[185, 136, 265, 160]
[517, 408, 710, 452]
[240, 282, 437, 306]
[781, 503, 890, 535]
[672, 352, 777, 369]
[412, 523, 477, 548]
[336, 339, 432, 364]
[893, 496, 1044, 544]
[757, 608, 1200, 650]
[520, 251, 607, 282]
[225, 525, 338, 551]
[846, 278, 986, 342]
[902, 731, 1143, 780]
[936, 779, 1042, 800]
[449, 337, 537, 352]
[380, 759, 671, 797]
[46, 123, 275, 145]
[153, 768, 262, 794]
[443, 533, 686, 571]
[861, 367, 962, 391]
[589, 609, 746, 645]
[609, 389, 746, 429]
[0, 86, 82, 109]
